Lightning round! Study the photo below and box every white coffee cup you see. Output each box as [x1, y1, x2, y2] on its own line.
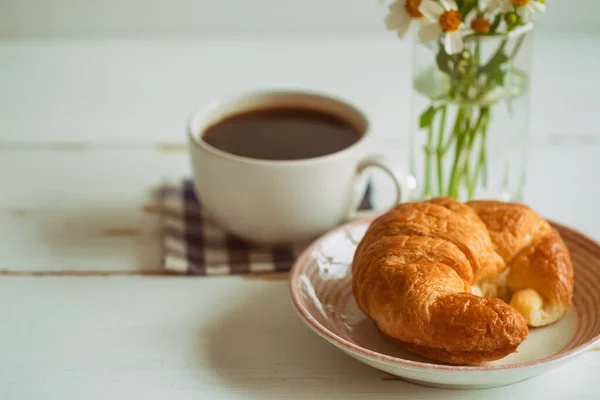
[187, 90, 407, 245]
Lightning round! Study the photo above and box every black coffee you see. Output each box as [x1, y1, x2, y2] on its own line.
[202, 107, 361, 160]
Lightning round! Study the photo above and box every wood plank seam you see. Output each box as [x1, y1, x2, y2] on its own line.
[0, 269, 172, 277]
[0, 270, 290, 280]
[0, 141, 189, 153]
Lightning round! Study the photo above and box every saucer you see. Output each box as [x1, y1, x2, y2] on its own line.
[289, 218, 600, 389]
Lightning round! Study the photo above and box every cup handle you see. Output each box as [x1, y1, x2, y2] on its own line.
[347, 154, 408, 221]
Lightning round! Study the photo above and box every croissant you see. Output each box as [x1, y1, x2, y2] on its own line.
[352, 197, 574, 365]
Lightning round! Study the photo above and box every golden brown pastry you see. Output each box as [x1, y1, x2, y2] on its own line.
[468, 200, 574, 327]
[352, 198, 574, 365]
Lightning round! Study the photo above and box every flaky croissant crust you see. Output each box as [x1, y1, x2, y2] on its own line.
[352, 198, 574, 365]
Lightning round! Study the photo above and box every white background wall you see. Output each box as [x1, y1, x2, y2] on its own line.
[1, 0, 599, 37]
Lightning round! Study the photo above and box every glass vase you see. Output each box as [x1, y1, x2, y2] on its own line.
[409, 28, 533, 202]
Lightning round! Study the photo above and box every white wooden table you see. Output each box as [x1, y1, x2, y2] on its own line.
[1, 33, 599, 399]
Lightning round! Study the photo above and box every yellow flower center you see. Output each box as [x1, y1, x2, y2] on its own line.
[470, 16, 491, 34]
[439, 10, 461, 32]
[512, 0, 529, 7]
[405, 0, 423, 18]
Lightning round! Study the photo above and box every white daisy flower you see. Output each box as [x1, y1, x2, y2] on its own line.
[470, 0, 507, 35]
[507, 21, 534, 38]
[513, 0, 546, 23]
[418, 0, 465, 55]
[483, 0, 513, 13]
[484, 0, 546, 22]
[470, 14, 493, 34]
[385, 0, 425, 39]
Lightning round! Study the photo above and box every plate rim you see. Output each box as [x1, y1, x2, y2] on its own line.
[289, 216, 600, 372]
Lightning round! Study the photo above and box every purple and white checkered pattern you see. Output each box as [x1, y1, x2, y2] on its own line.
[161, 179, 373, 275]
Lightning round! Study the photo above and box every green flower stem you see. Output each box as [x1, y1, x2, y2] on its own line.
[442, 129, 456, 154]
[463, 159, 473, 194]
[465, 107, 489, 197]
[462, 118, 477, 193]
[477, 39, 508, 99]
[436, 105, 447, 196]
[422, 117, 435, 198]
[471, 107, 490, 194]
[510, 35, 526, 60]
[447, 106, 468, 198]
[445, 103, 489, 199]
[481, 112, 490, 188]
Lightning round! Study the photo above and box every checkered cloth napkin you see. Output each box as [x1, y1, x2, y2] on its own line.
[160, 179, 373, 275]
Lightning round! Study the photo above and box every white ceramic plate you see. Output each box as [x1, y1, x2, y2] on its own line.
[289, 218, 600, 389]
